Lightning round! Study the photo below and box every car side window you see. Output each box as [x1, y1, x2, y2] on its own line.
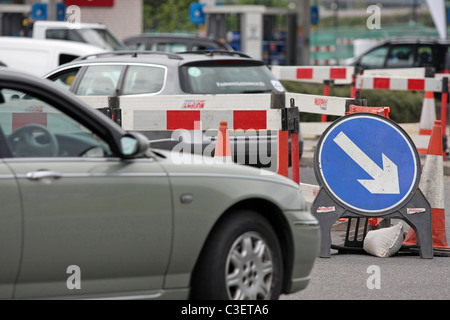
[359, 46, 389, 68]
[416, 45, 433, 67]
[76, 65, 122, 96]
[0, 89, 112, 158]
[47, 67, 81, 91]
[151, 42, 187, 53]
[127, 41, 147, 51]
[386, 46, 414, 67]
[192, 44, 216, 51]
[45, 29, 79, 42]
[122, 65, 166, 95]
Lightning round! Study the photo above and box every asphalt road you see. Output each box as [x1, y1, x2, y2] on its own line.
[281, 166, 450, 300]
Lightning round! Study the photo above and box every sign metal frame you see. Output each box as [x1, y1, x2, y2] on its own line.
[311, 113, 433, 259]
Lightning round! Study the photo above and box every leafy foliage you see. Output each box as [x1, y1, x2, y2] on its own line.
[143, 0, 289, 33]
[144, 0, 197, 33]
[282, 81, 424, 123]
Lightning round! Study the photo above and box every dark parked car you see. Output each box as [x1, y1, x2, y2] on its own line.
[123, 33, 234, 53]
[349, 40, 450, 74]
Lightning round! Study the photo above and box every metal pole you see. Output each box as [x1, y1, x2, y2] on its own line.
[296, 0, 310, 65]
[271, 92, 289, 178]
[441, 77, 448, 160]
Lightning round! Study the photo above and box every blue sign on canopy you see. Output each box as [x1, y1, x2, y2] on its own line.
[316, 114, 420, 214]
[190, 3, 206, 25]
[32, 3, 48, 21]
[311, 6, 319, 25]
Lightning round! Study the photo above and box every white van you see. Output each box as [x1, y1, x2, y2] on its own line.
[31, 21, 127, 51]
[0, 37, 106, 77]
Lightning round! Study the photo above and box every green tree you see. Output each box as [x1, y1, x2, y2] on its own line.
[144, 0, 198, 33]
[143, 0, 288, 33]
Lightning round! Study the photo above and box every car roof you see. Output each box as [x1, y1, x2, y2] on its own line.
[124, 33, 225, 43]
[376, 39, 450, 46]
[0, 36, 107, 52]
[47, 50, 260, 71]
[123, 34, 235, 52]
[33, 20, 108, 29]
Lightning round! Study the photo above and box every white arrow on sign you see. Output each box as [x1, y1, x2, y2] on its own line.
[333, 131, 400, 194]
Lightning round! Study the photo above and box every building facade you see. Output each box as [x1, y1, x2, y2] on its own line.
[0, 0, 143, 40]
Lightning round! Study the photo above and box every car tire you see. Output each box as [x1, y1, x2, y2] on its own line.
[190, 210, 283, 300]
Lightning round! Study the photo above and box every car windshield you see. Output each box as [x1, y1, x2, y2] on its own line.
[180, 61, 285, 94]
[77, 28, 127, 51]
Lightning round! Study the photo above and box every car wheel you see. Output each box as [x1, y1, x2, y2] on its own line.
[190, 210, 283, 300]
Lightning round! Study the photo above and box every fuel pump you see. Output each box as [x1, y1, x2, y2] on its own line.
[203, 5, 298, 65]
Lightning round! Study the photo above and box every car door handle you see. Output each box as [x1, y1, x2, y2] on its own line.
[26, 171, 62, 181]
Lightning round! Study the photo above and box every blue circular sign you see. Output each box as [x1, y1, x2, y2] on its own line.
[316, 113, 420, 214]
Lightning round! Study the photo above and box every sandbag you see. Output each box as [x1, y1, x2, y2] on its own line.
[363, 223, 404, 257]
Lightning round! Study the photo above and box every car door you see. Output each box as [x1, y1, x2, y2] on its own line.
[0, 157, 22, 299]
[1, 87, 173, 299]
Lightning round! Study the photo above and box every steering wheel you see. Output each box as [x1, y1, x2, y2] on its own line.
[8, 124, 59, 157]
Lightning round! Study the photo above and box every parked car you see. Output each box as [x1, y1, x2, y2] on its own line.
[0, 69, 319, 299]
[30, 20, 128, 51]
[0, 37, 106, 77]
[348, 39, 450, 74]
[123, 33, 234, 53]
[44, 50, 301, 167]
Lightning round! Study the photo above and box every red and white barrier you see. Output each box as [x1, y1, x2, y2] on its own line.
[79, 92, 355, 129]
[79, 92, 355, 188]
[122, 109, 283, 132]
[311, 59, 339, 66]
[271, 66, 355, 122]
[271, 66, 354, 84]
[356, 75, 443, 92]
[286, 92, 351, 116]
[115, 94, 277, 131]
[310, 45, 336, 53]
[355, 73, 449, 158]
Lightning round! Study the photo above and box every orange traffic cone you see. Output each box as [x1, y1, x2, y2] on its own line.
[418, 91, 436, 154]
[403, 120, 449, 250]
[214, 121, 233, 164]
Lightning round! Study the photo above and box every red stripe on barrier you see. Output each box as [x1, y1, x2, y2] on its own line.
[417, 148, 428, 154]
[12, 113, 47, 131]
[373, 78, 390, 89]
[419, 129, 432, 135]
[297, 68, 313, 79]
[330, 68, 347, 79]
[166, 110, 200, 130]
[233, 110, 266, 130]
[408, 79, 425, 91]
[291, 132, 299, 184]
[277, 130, 289, 177]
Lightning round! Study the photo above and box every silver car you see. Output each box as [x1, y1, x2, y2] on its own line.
[0, 69, 319, 300]
[44, 51, 303, 168]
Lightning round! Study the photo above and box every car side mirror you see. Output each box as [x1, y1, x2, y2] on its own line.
[120, 132, 149, 158]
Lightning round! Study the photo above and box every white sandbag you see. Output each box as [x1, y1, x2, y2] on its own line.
[363, 223, 404, 257]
